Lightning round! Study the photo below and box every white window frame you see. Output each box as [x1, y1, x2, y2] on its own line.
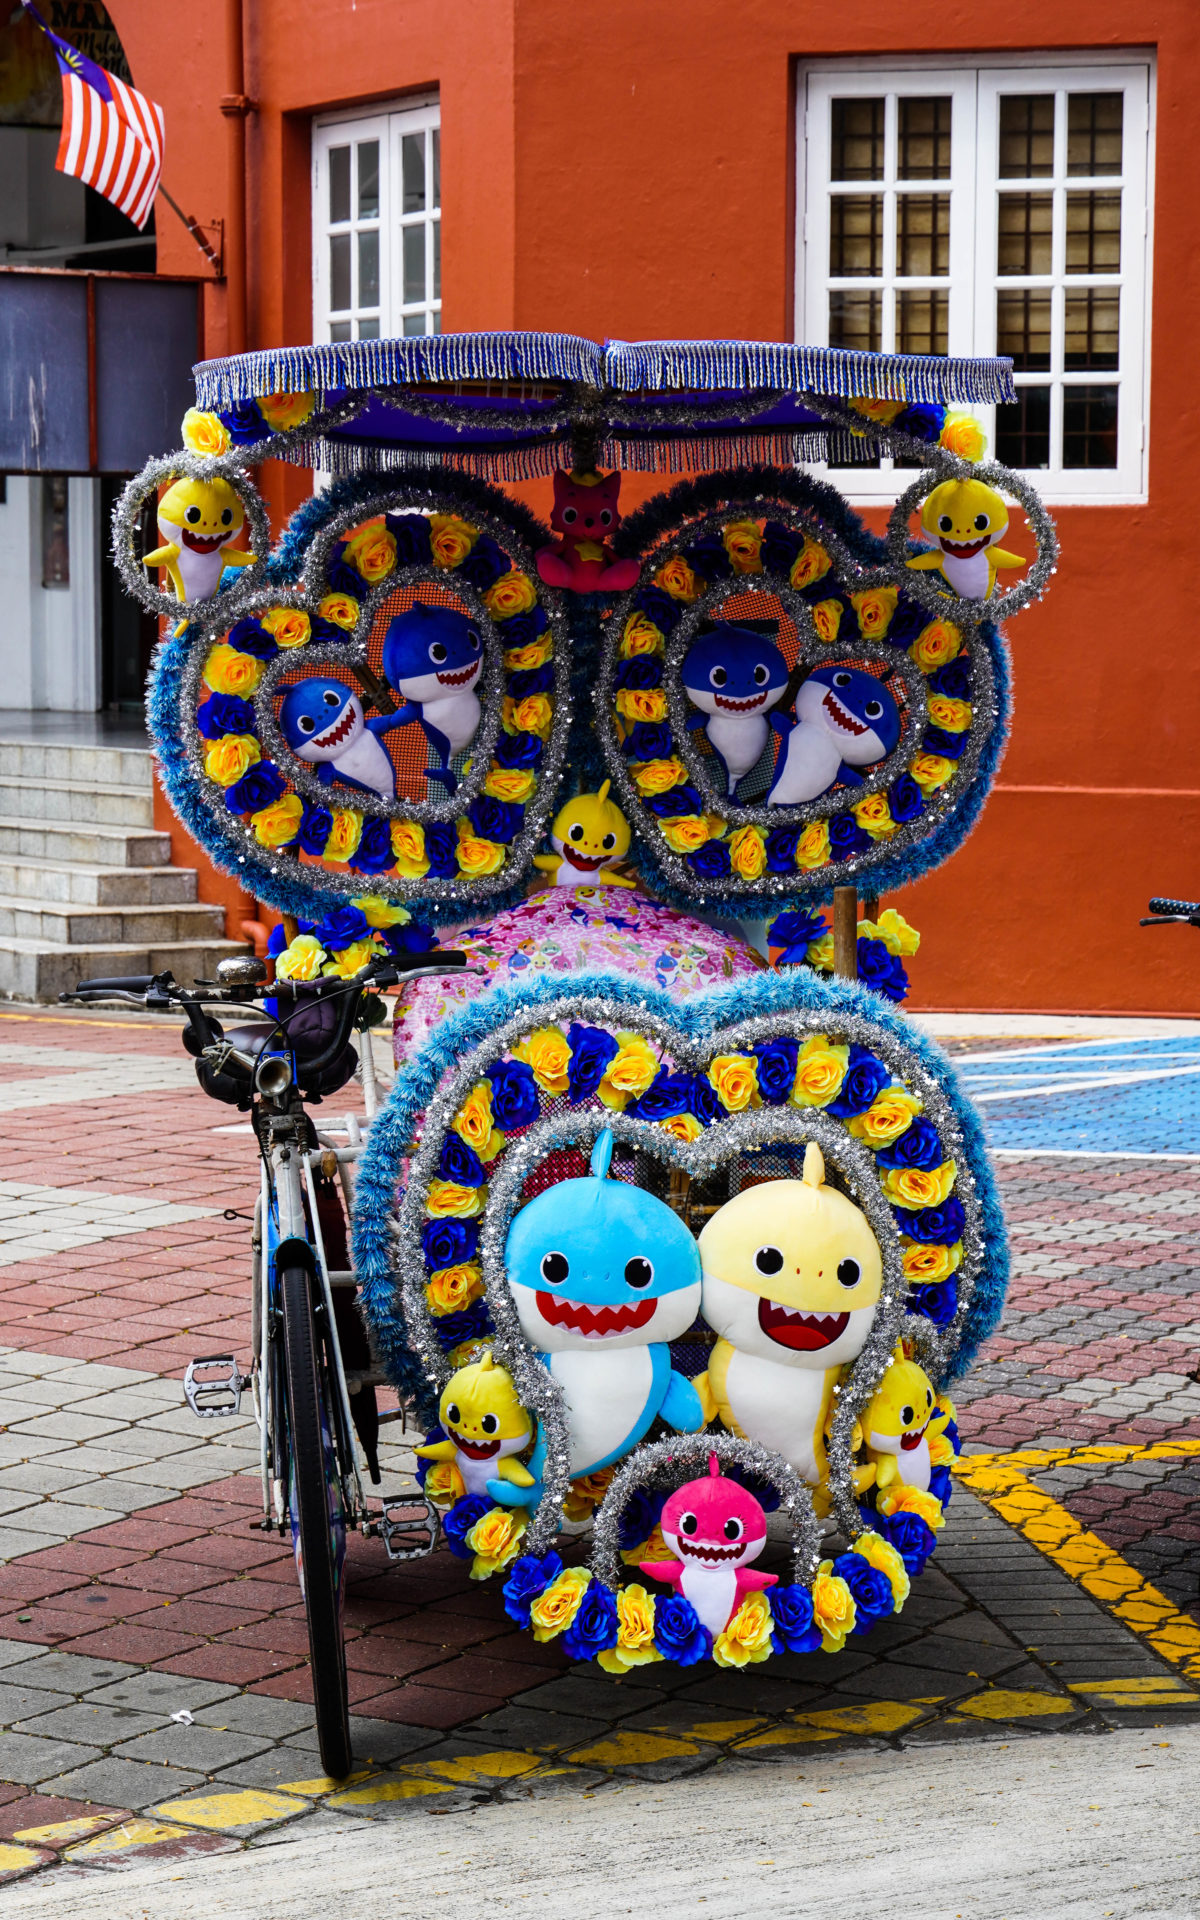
[312, 96, 441, 345]
[796, 54, 1154, 505]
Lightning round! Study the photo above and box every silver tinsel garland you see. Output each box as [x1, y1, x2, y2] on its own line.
[111, 452, 273, 617]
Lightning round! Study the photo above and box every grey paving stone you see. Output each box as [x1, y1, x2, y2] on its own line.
[0, 1682, 71, 1725]
[0, 1435, 71, 1465]
[457, 1703, 618, 1754]
[280, 1718, 438, 1764]
[43, 1755, 207, 1810]
[887, 1636, 1028, 1678]
[84, 1672, 240, 1714]
[0, 1730, 100, 1783]
[35, 1444, 183, 1477]
[193, 1694, 314, 1738]
[51, 1478, 177, 1513]
[0, 1637, 48, 1670]
[1, 1650, 136, 1694]
[0, 1525, 68, 1561]
[4, 1411, 131, 1443]
[70, 1427, 200, 1462]
[508, 1675, 659, 1720]
[210, 1750, 352, 1792]
[13, 1701, 165, 1745]
[0, 1487, 40, 1516]
[0, 1500, 125, 1536]
[0, 1461, 98, 1496]
[112, 1724, 275, 1771]
[115, 1451, 258, 1489]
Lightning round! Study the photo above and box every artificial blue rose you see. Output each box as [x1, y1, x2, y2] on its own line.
[383, 511, 434, 568]
[496, 606, 549, 648]
[767, 909, 826, 964]
[197, 693, 255, 738]
[929, 1465, 953, 1508]
[653, 1595, 713, 1666]
[566, 1022, 620, 1100]
[455, 533, 508, 591]
[226, 762, 286, 815]
[219, 399, 268, 445]
[627, 1071, 693, 1123]
[688, 840, 732, 880]
[617, 1488, 668, 1552]
[898, 1197, 966, 1244]
[625, 722, 675, 763]
[764, 825, 802, 874]
[888, 772, 925, 825]
[930, 655, 972, 701]
[632, 584, 682, 634]
[884, 593, 928, 648]
[311, 905, 371, 950]
[760, 520, 804, 576]
[939, 1415, 960, 1454]
[424, 822, 459, 878]
[833, 1552, 895, 1631]
[310, 616, 352, 645]
[326, 548, 368, 599]
[923, 725, 968, 761]
[894, 402, 943, 443]
[501, 1550, 563, 1626]
[613, 657, 664, 691]
[434, 1299, 493, 1355]
[752, 1037, 800, 1105]
[769, 1582, 822, 1654]
[907, 1280, 959, 1327]
[297, 803, 334, 857]
[876, 1115, 944, 1171]
[856, 938, 909, 1002]
[879, 1508, 936, 1576]
[422, 1217, 479, 1268]
[467, 796, 523, 844]
[493, 729, 543, 770]
[726, 1464, 781, 1513]
[485, 1058, 540, 1131]
[830, 815, 870, 860]
[443, 1493, 493, 1559]
[562, 1582, 620, 1661]
[826, 1044, 891, 1119]
[225, 618, 276, 661]
[689, 1075, 721, 1126]
[646, 784, 705, 818]
[439, 1133, 484, 1188]
[383, 920, 437, 955]
[348, 816, 394, 874]
[683, 534, 733, 582]
[507, 665, 554, 701]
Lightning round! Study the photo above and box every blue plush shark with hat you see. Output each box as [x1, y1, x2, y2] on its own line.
[681, 622, 790, 797]
[381, 602, 484, 796]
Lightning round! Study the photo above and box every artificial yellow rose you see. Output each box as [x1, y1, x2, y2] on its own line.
[502, 694, 553, 739]
[620, 612, 665, 658]
[317, 591, 360, 631]
[598, 1583, 662, 1672]
[850, 1530, 910, 1609]
[325, 809, 364, 862]
[322, 938, 377, 978]
[426, 1263, 485, 1317]
[928, 1429, 957, 1468]
[936, 1392, 957, 1427]
[729, 824, 766, 879]
[660, 814, 711, 854]
[849, 397, 904, 426]
[467, 1505, 527, 1579]
[850, 587, 899, 638]
[513, 1026, 571, 1096]
[352, 895, 411, 929]
[660, 1111, 703, 1143]
[910, 752, 955, 794]
[876, 1484, 946, 1532]
[622, 1524, 668, 1567]
[791, 537, 832, 591]
[453, 1082, 505, 1162]
[598, 1032, 659, 1109]
[790, 1034, 850, 1108]
[204, 733, 261, 786]
[631, 757, 688, 795]
[874, 907, 920, 957]
[258, 389, 316, 432]
[503, 638, 552, 671]
[810, 598, 844, 644]
[712, 1590, 774, 1667]
[423, 1459, 465, 1507]
[795, 820, 831, 870]
[390, 819, 430, 877]
[927, 695, 972, 733]
[910, 618, 961, 672]
[939, 413, 986, 461]
[654, 556, 700, 603]
[562, 1469, 615, 1523]
[882, 1161, 957, 1210]
[251, 793, 304, 847]
[456, 834, 505, 877]
[483, 570, 536, 620]
[428, 513, 479, 568]
[723, 519, 763, 574]
[202, 643, 263, 696]
[181, 408, 231, 457]
[708, 1053, 760, 1112]
[530, 1566, 591, 1641]
[847, 1087, 922, 1147]
[812, 1560, 858, 1652]
[342, 519, 397, 583]
[615, 687, 668, 725]
[806, 931, 835, 971]
[426, 1179, 487, 1219]
[901, 1239, 962, 1284]
[274, 933, 326, 982]
[484, 766, 536, 803]
[853, 794, 896, 841]
[262, 606, 311, 650]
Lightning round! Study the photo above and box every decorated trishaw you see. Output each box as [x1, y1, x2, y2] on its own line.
[100, 330, 1053, 1775]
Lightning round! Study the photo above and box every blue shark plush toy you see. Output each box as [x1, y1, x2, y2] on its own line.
[767, 665, 901, 805]
[277, 677, 409, 799]
[493, 1129, 705, 1504]
[681, 622, 790, 797]
[380, 602, 484, 796]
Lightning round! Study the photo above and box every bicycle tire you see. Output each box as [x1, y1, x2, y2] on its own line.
[281, 1264, 352, 1779]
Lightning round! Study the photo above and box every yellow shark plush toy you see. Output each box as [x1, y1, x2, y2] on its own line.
[532, 781, 637, 888]
[144, 476, 256, 604]
[696, 1142, 883, 1486]
[905, 477, 1026, 600]
[415, 1352, 536, 1502]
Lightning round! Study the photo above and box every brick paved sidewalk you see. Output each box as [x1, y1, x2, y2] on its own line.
[0, 1006, 1197, 1889]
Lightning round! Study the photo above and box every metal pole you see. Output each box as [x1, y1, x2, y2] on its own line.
[220, 0, 249, 353]
[833, 886, 858, 979]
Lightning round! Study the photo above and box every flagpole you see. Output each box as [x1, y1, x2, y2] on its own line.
[157, 184, 221, 274]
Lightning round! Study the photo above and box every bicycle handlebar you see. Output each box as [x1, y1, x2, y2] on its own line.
[1147, 897, 1200, 919]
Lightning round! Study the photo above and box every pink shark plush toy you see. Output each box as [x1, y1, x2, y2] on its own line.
[640, 1454, 778, 1637]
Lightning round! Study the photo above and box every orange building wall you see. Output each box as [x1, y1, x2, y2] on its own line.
[107, 0, 1200, 1014]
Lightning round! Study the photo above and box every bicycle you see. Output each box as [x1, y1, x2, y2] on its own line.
[1140, 897, 1200, 930]
[61, 947, 466, 1778]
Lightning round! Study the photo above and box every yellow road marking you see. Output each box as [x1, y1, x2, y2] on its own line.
[680, 1717, 766, 1741]
[328, 1778, 455, 1808]
[795, 1701, 930, 1737]
[11, 1816, 116, 1845]
[0, 1844, 50, 1878]
[277, 1771, 376, 1796]
[419, 1749, 541, 1784]
[153, 1790, 308, 1832]
[567, 1731, 698, 1767]
[64, 1819, 197, 1860]
[734, 1725, 842, 1750]
[957, 1688, 1076, 1721]
[1070, 1677, 1197, 1708]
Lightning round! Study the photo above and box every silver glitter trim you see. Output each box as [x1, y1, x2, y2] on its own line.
[111, 454, 273, 616]
[884, 461, 1060, 624]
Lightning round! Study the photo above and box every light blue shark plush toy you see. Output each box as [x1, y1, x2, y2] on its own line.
[681, 622, 790, 797]
[380, 602, 484, 796]
[277, 677, 409, 799]
[767, 665, 901, 804]
[492, 1129, 705, 1505]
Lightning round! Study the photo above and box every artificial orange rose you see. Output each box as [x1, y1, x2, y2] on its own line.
[513, 1026, 571, 1096]
[325, 809, 364, 862]
[729, 824, 766, 879]
[390, 820, 430, 876]
[484, 766, 536, 803]
[203, 643, 263, 696]
[927, 695, 972, 733]
[342, 520, 397, 583]
[723, 519, 763, 574]
[620, 612, 665, 657]
[502, 694, 553, 739]
[426, 1264, 485, 1316]
[181, 408, 230, 458]
[660, 814, 711, 854]
[262, 606, 311, 649]
[258, 389, 316, 432]
[317, 592, 360, 631]
[852, 793, 897, 840]
[795, 820, 831, 870]
[631, 757, 688, 795]
[615, 688, 668, 725]
[910, 619, 962, 673]
[429, 513, 479, 569]
[204, 734, 261, 786]
[654, 556, 700, 603]
[791, 537, 833, 591]
[910, 752, 955, 794]
[503, 638, 552, 671]
[810, 598, 844, 644]
[790, 1034, 849, 1107]
[456, 834, 506, 876]
[850, 587, 899, 638]
[708, 1053, 760, 1112]
[483, 570, 536, 620]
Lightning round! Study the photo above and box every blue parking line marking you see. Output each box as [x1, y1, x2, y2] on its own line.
[955, 1036, 1200, 1156]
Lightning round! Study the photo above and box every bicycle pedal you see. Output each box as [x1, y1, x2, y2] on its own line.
[183, 1354, 247, 1418]
[380, 1493, 439, 1562]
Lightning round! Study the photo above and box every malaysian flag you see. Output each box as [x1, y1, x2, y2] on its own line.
[20, 1, 164, 231]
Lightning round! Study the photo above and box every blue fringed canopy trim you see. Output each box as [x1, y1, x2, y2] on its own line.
[193, 331, 600, 408]
[604, 339, 1016, 406]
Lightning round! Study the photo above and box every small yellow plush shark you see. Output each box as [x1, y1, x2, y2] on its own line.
[859, 1345, 956, 1493]
[905, 477, 1026, 600]
[415, 1352, 536, 1501]
[533, 781, 637, 888]
[697, 1142, 883, 1486]
[144, 476, 256, 604]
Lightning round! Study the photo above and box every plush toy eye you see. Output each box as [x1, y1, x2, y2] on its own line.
[220, 508, 233, 526]
[926, 1388, 934, 1406]
[865, 700, 883, 720]
[297, 715, 315, 734]
[185, 505, 202, 524]
[679, 1512, 698, 1536]
[540, 1251, 569, 1284]
[599, 508, 613, 526]
[562, 506, 578, 524]
[832, 671, 851, 687]
[429, 642, 448, 664]
[837, 1258, 861, 1288]
[624, 1256, 654, 1289]
[901, 1404, 914, 1425]
[754, 663, 770, 685]
[446, 1403, 460, 1425]
[323, 688, 341, 707]
[723, 1517, 744, 1542]
[974, 513, 989, 531]
[754, 1246, 784, 1276]
[468, 628, 481, 650]
[710, 666, 728, 688]
[938, 514, 953, 533]
[569, 822, 584, 842]
[602, 832, 616, 851]
[480, 1413, 499, 1435]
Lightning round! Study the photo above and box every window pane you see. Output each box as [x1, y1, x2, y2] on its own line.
[997, 290, 1052, 371]
[997, 193, 1053, 275]
[828, 290, 881, 351]
[357, 317, 380, 340]
[358, 229, 379, 309]
[329, 232, 351, 312]
[403, 311, 429, 336]
[830, 195, 883, 277]
[831, 98, 884, 182]
[1064, 289, 1120, 369]
[1066, 191, 1121, 272]
[1067, 92, 1123, 176]
[330, 319, 352, 342]
[328, 146, 350, 224]
[357, 140, 379, 219]
[897, 97, 951, 179]
[1062, 384, 1118, 467]
[431, 309, 442, 334]
[403, 224, 426, 304]
[896, 288, 947, 355]
[433, 221, 441, 300]
[402, 133, 426, 213]
[995, 387, 1051, 467]
[999, 94, 1054, 178]
[431, 128, 441, 209]
[896, 193, 949, 276]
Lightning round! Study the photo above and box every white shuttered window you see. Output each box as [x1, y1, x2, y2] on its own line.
[313, 99, 441, 344]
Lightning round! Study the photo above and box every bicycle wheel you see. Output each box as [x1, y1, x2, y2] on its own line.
[281, 1264, 352, 1779]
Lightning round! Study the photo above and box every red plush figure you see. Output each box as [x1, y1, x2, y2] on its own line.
[536, 470, 641, 593]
